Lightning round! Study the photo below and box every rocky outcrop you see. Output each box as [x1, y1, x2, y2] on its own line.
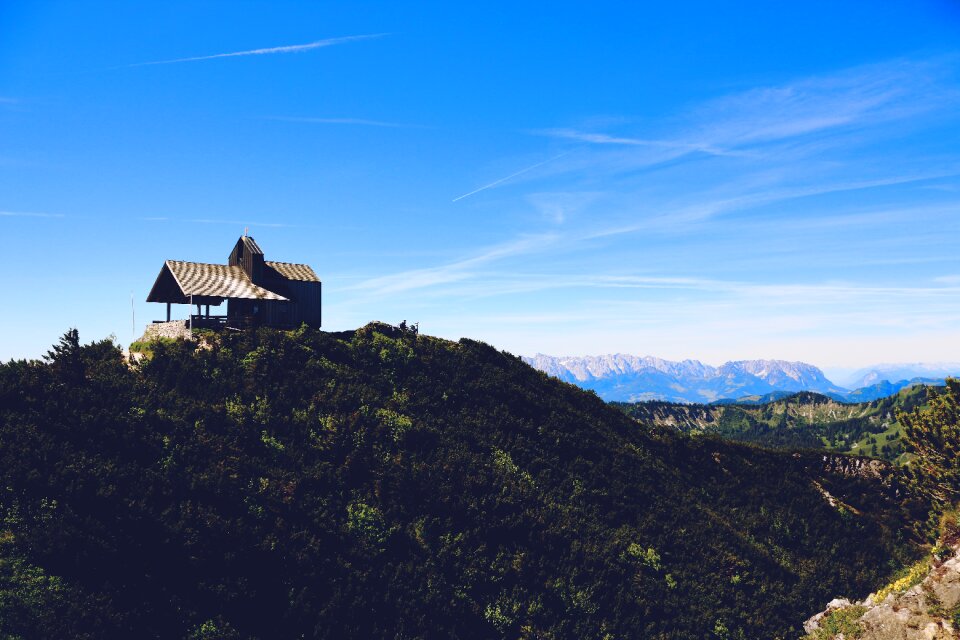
[138, 320, 191, 342]
[804, 545, 960, 639]
[819, 454, 889, 482]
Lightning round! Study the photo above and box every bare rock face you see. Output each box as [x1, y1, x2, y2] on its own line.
[819, 454, 889, 482]
[139, 320, 191, 342]
[803, 546, 960, 639]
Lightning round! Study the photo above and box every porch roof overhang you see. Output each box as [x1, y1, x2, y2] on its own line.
[146, 260, 289, 304]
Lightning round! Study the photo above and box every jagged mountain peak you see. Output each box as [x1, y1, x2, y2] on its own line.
[522, 353, 844, 402]
[524, 353, 715, 383]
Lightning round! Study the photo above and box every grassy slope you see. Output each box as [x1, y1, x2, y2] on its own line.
[0, 325, 923, 639]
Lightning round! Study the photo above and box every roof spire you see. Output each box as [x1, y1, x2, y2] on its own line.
[244, 226, 248, 237]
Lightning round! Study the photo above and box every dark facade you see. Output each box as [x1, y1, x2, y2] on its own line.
[147, 236, 321, 330]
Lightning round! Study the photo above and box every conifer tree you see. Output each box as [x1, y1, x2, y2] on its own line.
[899, 379, 960, 509]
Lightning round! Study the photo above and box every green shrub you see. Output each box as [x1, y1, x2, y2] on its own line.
[805, 605, 866, 639]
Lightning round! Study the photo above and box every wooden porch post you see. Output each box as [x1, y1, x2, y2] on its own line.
[166, 302, 171, 322]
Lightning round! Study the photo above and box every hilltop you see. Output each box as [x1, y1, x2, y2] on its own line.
[0, 325, 923, 639]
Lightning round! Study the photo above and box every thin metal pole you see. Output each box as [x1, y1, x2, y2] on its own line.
[189, 295, 193, 331]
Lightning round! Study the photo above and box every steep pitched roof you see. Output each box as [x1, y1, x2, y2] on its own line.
[240, 236, 264, 255]
[153, 260, 289, 301]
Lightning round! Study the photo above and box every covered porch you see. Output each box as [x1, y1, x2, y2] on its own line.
[146, 259, 289, 333]
[154, 295, 227, 330]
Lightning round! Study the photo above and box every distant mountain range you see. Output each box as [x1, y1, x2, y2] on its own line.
[841, 362, 960, 389]
[522, 353, 955, 403]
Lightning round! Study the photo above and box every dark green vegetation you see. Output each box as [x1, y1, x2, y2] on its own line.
[899, 379, 960, 529]
[615, 386, 932, 463]
[0, 325, 923, 639]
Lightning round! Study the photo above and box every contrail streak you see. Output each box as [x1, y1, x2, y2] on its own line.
[127, 34, 386, 67]
[0, 210, 64, 218]
[266, 116, 421, 128]
[452, 151, 571, 202]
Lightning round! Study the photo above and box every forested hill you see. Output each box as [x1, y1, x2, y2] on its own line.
[0, 324, 923, 639]
[614, 387, 931, 463]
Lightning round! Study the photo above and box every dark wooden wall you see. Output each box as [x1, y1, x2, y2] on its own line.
[227, 281, 321, 329]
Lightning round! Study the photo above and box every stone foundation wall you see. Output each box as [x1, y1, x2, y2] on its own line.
[139, 320, 192, 342]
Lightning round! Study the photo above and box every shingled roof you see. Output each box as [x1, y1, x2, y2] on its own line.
[264, 261, 320, 282]
[151, 260, 289, 301]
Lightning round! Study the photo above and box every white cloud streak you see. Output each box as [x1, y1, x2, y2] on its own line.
[0, 210, 64, 218]
[128, 34, 386, 67]
[586, 169, 960, 239]
[528, 58, 958, 186]
[535, 128, 732, 156]
[452, 152, 571, 202]
[464, 61, 947, 204]
[266, 116, 422, 128]
[141, 217, 295, 228]
[345, 234, 559, 295]
[359, 268, 960, 303]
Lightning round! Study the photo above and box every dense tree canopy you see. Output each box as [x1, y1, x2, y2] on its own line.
[0, 324, 921, 639]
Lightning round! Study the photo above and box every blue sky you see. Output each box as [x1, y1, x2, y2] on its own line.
[2, 1, 960, 374]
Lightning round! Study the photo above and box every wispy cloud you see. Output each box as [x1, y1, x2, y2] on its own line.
[141, 216, 295, 228]
[535, 128, 732, 156]
[346, 234, 559, 295]
[525, 191, 603, 224]
[452, 152, 571, 202]
[355, 269, 960, 303]
[520, 57, 959, 192]
[266, 116, 423, 128]
[127, 34, 386, 67]
[0, 210, 64, 218]
[585, 169, 960, 238]
[457, 61, 955, 203]
[688, 58, 952, 146]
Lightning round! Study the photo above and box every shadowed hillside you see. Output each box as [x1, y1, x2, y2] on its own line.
[0, 325, 925, 639]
